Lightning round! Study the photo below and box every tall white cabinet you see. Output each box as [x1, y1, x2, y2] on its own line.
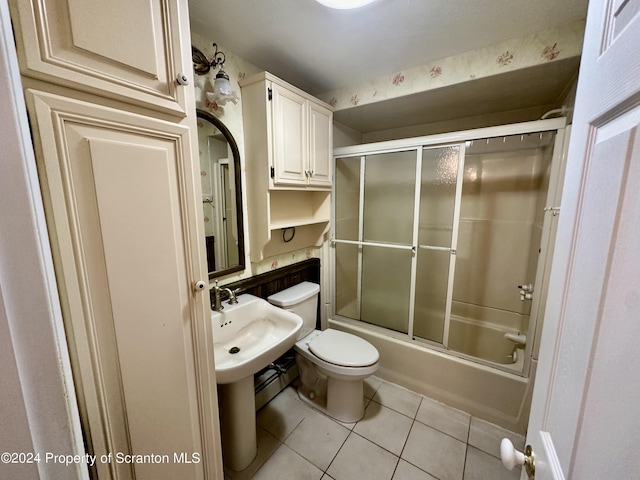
[9, 1, 222, 479]
[240, 72, 333, 261]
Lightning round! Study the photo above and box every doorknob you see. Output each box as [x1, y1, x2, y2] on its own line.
[500, 438, 535, 479]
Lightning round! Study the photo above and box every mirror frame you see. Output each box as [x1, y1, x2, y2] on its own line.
[196, 109, 246, 279]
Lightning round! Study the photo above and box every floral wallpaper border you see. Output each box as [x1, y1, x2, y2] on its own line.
[317, 20, 585, 112]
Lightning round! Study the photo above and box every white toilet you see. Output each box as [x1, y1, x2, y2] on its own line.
[268, 282, 379, 423]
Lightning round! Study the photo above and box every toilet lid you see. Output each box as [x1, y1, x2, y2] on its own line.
[308, 329, 379, 367]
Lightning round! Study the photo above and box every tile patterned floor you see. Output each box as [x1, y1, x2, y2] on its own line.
[224, 377, 525, 480]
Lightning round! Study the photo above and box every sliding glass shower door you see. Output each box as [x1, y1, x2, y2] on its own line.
[334, 145, 463, 345]
[413, 146, 463, 345]
[333, 122, 565, 374]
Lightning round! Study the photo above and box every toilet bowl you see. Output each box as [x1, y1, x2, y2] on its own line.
[268, 282, 379, 423]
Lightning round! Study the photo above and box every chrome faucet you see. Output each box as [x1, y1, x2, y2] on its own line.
[212, 281, 239, 311]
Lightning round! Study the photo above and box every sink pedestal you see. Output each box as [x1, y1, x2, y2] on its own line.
[218, 376, 257, 472]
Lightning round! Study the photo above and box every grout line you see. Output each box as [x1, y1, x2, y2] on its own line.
[322, 429, 355, 478]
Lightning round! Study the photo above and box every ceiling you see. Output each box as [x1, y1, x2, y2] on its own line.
[189, 0, 588, 134]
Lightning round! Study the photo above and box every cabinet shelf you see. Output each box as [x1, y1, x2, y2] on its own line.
[270, 218, 329, 230]
[269, 190, 330, 229]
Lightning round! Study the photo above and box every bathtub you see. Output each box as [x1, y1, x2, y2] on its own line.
[328, 316, 535, 434]
[447, 314, 525, 373]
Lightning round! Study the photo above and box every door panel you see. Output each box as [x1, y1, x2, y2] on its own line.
[272, 84, 308, 186]
[524, 0, 640, 478]
[414, 145, 461, 345]
[28, 90, 207, 479]
[361, 245, 412, 334]
[10, 0, 188, 115]
[570, 115, 640, 480]
[362, 151, 416, 245]
[308, 102, 333, 187]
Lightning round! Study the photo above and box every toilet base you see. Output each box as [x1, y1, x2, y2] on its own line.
[297, 377, 365, 423]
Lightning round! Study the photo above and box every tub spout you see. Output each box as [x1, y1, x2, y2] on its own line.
[504, 332, 527, 345]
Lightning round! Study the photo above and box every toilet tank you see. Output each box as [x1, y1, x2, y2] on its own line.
[267, 282, 319, 339]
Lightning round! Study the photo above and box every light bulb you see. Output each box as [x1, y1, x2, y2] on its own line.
[315, 0, 377, 9]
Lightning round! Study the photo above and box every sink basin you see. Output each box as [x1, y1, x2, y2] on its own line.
[212, 293, 303, 384]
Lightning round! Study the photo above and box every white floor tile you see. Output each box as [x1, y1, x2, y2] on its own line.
[327, 432, 399, 480]
[372, 382, 422, 418]
[252, 444, 323, 480]
[463, 446, 521, 480]
[353, 401, 413, 455]
[364, 375, 383, 399]
[467, 417, 525, 459]
[285, 408, 350, 470]
[416, 396, 471, 442]
[393, 460, 438, 480]
[248, 380, 528, 480]
[402, 421, 466, 480]
[257, 387, 309, 440]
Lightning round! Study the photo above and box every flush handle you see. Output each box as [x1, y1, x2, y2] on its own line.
[500, 439, 535, 479]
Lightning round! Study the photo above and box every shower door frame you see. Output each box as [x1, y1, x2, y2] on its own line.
[330, 117, 568, 375]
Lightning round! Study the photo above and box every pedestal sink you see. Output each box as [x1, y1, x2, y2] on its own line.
[212, 294, 302, 471]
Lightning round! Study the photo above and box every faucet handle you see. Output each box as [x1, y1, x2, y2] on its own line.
[228, 288, 240, 304]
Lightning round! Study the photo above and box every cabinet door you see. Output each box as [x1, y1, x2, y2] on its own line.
[28, 90, 214, 480]
[10, 0, 189, 115]
[271, 83, 309, 186]
[308, 102, 333, 187]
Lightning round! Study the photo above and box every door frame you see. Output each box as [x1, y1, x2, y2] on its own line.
[0, 1, 87, 478]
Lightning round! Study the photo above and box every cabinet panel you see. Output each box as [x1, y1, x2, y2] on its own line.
[308, 102, 333, 187]
[28, 90, 208, 479]
[10, 0, 189, 115]
[272, 84, 308, 186]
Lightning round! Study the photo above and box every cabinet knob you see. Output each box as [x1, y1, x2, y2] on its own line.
[176, 73, 189, 86]
[193, 280, 207, 292]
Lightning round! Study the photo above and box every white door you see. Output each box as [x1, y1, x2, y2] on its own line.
[519, 0, 640, 478]
[27, 89, 221, 480]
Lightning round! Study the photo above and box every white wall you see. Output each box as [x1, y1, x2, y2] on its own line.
[0, 1, 86, 478]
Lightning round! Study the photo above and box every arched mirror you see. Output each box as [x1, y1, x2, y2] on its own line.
[196, 109, 245, 278]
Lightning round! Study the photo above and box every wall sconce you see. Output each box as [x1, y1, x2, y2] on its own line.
[192, 43, 238, 106]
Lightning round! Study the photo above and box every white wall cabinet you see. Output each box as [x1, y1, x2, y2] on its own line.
[10, 0, 189, 116]
[270, 82, 333, 188]
[240, 72, 333, 261]
[242, 71, 333, 190]
[9, 1, 223, 479]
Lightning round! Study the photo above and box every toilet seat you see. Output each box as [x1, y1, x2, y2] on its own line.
[308, 329, 379, 367]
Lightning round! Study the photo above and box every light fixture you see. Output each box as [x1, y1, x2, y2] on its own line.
[315, 0, 377, 9]
[192, 43, 239, 106]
